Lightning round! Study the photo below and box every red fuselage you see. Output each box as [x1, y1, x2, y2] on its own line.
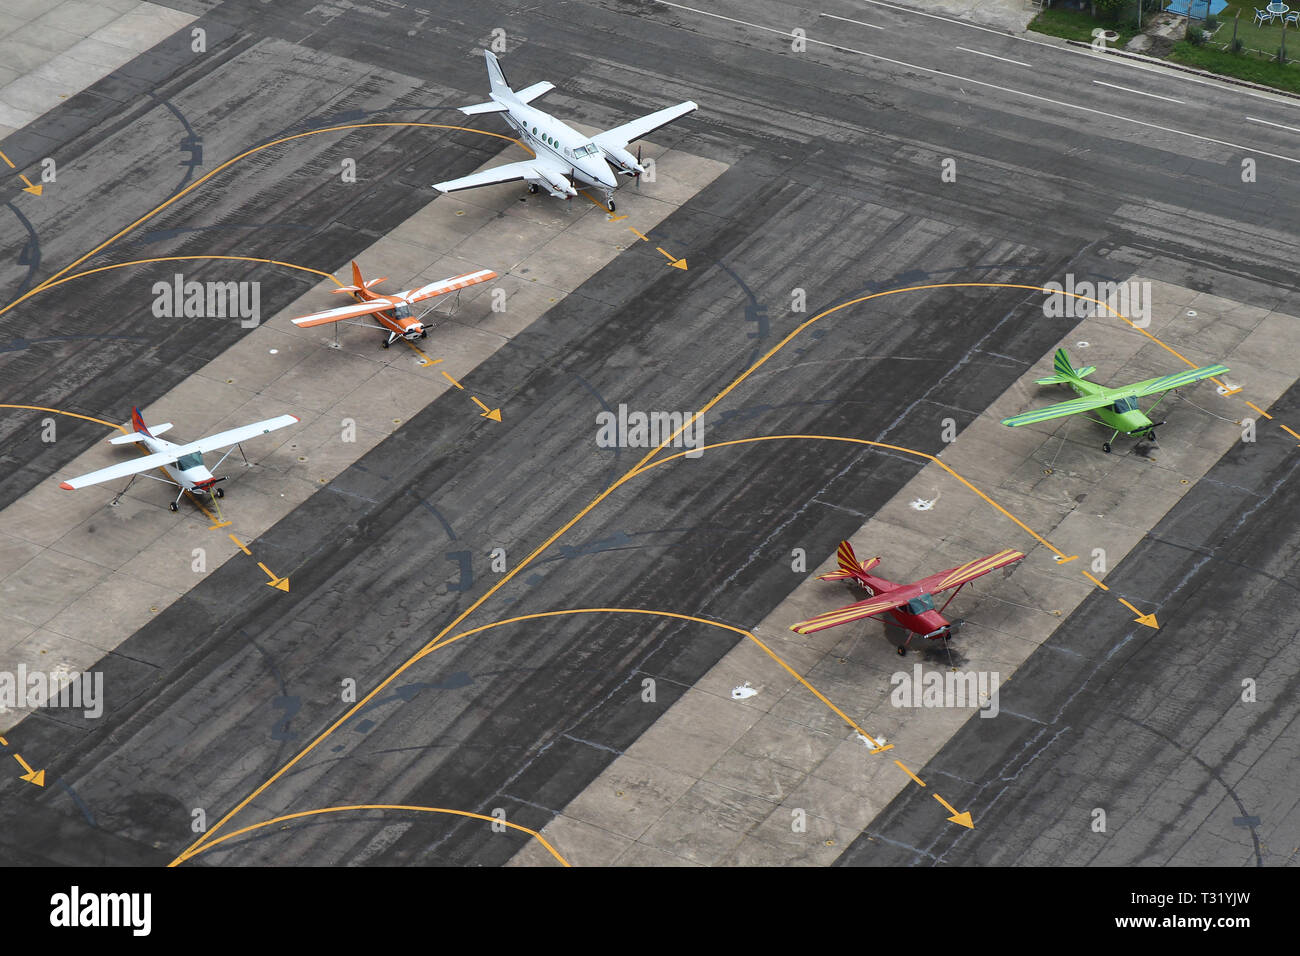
[855, 572, 953, 639]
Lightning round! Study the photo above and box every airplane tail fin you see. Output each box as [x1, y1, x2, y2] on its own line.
[485, 50, 513, 96]
[1035, 348, 1097, 385]
[331, 261, 388, 295]
[816, 540, 882, 581]
[129, 406, 152, 439]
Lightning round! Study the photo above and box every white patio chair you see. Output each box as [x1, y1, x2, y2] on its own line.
[1255, 8, 1270, 26]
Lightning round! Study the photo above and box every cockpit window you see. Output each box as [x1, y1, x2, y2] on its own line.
[393, 304, 411, 319]
[1112, 396, 1138, 413]
[175, 452, 203, 470]
[573, 144, 599, 158]
[905, 593, 936, 615]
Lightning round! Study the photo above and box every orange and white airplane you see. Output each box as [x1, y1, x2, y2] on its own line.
[290, 261, 497, 348]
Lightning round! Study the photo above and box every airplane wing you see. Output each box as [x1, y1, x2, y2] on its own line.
[59, 415, 299, 490]
[790, 594, 911, 634]
[1129, 363, 1229, 397]
[292, 300, 396, 327]
[914, 550, 1025, 595]
[185, 415, 300, 454]
[1000, 392, 1123, 427]
[592, 100, 698, 151]
[433, 161, 547, 194]
[404, 269, 498, 303]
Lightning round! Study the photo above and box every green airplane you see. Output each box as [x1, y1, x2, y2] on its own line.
[1001, 348, 1229, 453]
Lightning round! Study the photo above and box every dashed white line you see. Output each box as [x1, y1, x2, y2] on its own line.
[1092, 80, 1185, 104]
[1246, 115, 1300, 133]
[651, 0, 1300, 164]
[955, 46, 1030, 68]
[820, 12, 884, 30]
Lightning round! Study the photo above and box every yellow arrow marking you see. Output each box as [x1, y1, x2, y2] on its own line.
[471, 396, 503, 422]
[933, 793, 974, 828]
[627, 226, 649, 242]
[441, 370, 465, 390]
[11, 752, 45, 787]
[257, 562, 289, 592]
[1117, 598, 1159, 629]
[0, 149, 41, 196]
[228, 533, 251, 556]
[655, 247, 689, 270]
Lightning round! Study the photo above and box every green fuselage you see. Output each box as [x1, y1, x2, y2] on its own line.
[1069, 380, 1153, 435]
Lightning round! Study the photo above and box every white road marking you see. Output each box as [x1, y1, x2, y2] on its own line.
[820, 12, 884, 30]
[1246, 115, 1300, 133]
[1093, 79, 1185, 103]
[651, 0, 1300, 165]
[955, 46, 1030, 68]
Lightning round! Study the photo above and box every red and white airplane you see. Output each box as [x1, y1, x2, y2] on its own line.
[791, 541, 1025, 655]
[59, 407, 299, 512]
[290, 261, 497, 348]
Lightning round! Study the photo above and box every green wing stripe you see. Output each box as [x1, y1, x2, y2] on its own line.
[1001, 392, 1117, 426]
[1131, 364, 1229, 398]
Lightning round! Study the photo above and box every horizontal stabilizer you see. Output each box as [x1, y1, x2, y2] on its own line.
[513, 80, 554, 104]
[1035, 366, 1095, 385]
[110, 423, 171, 444]
[459, 101, 510, 115]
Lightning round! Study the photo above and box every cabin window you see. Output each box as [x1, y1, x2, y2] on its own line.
[1112, 396, 1139, 413]
[174, 452, 203, 470]
[905, 593, 936, 615]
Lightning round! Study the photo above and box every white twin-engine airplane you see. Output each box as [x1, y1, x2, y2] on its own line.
[433, 50, 698, 211]
[59, 407, 299, 511]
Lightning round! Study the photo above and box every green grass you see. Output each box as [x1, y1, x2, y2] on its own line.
[1211, 4, 1298, 56]
[1028, 7, 1144, 46]
[1168, 38, 1300, 90]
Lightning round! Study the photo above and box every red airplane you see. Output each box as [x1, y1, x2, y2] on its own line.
[290, 261, 497, 348]
[790, 541, 1025, 655]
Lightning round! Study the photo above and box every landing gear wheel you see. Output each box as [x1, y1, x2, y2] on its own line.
[527, 183, 539, 194]
[169, 502, 179, 512]
[607, 199, 616, 212]
[1102, 442, 1112, 453]
[381, 340, 390, 349]
[896, 646, 907, 656]
[420, 331, 428, 339]
[1146, 430, 1157, 441]
[214, 487, 224, 499]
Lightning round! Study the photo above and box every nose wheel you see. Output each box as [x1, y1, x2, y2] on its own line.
[527, 183, 539, 194]
[606, 198, 616, 212]
[214, 487, 224, 499]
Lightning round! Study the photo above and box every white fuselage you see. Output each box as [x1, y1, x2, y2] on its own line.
[495, 96, 619, 196]
[139, 434, 215, 492]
